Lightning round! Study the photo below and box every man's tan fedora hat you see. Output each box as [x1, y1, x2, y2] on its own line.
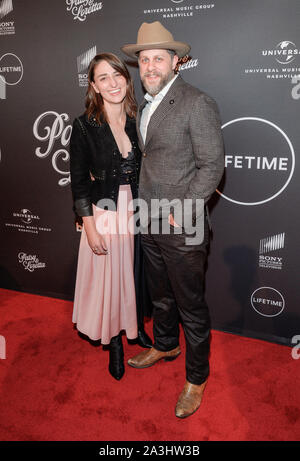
[121, 21, 190, 59]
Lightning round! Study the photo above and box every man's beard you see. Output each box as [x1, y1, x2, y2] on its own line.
[141, 70, 174, 96]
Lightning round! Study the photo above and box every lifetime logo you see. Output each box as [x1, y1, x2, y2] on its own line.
[251, 287, 285, 317]
[252, 297, 283, 307]
[217, 117, 295, 206]
[225, 155, 289, 170]
[0, 53, 23, 99]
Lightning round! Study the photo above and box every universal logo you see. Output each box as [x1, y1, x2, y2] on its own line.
[262, 41, 300, 65]
[144, 2, 215, 20]
[33, 111, 72, 186]
[259, 232, 285, 270]
[66, 0, 103, 22]
[244, 40, 300, 81]
[18, 252, 46, 272]
[251, 287, 285, 318]
[0, 0, 14, 35]
[0, 52, 23, 100]
[77, 46, 96, 87]
[217, 117, 295, 206]
[13, 209, 40, 224]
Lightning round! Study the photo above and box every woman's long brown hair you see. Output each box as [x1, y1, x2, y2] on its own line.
[85, 53, 137, 124]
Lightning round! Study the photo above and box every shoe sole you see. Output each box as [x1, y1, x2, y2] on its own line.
[128, 351, 181, 369]
[175, 404, 201, 419]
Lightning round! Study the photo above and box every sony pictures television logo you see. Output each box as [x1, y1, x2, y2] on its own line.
[217, 117, 295, 206]
[0, 0, 15, 35]
[259, 232, 285, 270]
[251, 287, 285, 318]
[77, 46, 96, 87]
[0, 0, 13, 18]
[66, 0, 103, 22]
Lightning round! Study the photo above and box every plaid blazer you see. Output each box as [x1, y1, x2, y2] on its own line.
[136, 75, 224, 237]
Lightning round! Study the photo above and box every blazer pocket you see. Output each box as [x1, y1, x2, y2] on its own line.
[158, 183, 187, 201]
[159, 168, 187, 186]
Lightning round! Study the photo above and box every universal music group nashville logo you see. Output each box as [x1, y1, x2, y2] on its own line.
[5, 208, 52, 235]
[244, 40, 300, 80]
[143, 1, 215, 20]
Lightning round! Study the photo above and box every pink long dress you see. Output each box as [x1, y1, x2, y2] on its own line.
[72, 184, 138, 344]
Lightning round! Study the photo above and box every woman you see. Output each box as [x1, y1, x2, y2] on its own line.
[70, 53, 152, 381]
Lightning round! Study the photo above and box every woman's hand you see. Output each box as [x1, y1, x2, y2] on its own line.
[82, 216, 108, 255]
[87, 231, 108, 255]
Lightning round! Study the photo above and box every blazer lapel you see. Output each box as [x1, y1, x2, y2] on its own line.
[136, 98, 147, 151]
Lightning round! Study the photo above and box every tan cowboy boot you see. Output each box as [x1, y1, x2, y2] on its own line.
[175, 380, 207, 418]
[128, 346, 181, 368]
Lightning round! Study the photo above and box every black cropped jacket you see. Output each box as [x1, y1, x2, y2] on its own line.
[70, 114, 141, 216]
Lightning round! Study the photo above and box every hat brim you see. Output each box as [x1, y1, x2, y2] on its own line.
[121, 41, 191, 59]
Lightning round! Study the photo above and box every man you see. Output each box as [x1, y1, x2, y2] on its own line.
[121, 21, 224, 418]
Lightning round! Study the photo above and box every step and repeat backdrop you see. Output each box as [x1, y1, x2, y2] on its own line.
[1, 0, 299, 345]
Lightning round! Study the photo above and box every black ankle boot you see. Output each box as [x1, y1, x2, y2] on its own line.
[108, 334, 124, 380]
[137, 327, 153, 348]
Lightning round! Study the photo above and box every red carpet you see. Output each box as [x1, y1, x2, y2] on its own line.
[0, 288, 299, 441]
